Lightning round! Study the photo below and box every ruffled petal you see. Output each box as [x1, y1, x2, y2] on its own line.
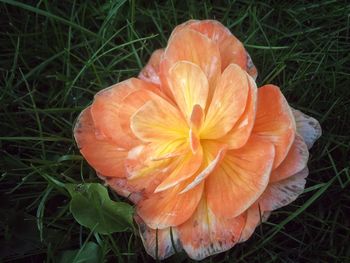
[219, 73, 257, 149]
[139, 49, 164, 85]
[127, 171, 167, 198]
[101, 168, 170, 204]
[180, 141, 226, 193]
[118, 88, 162, 142]
[101, 140, 192, 203]
[74, 108, 127, 177]
[239, 203, 271, 242]
[292, 108, 322, 149]
[240, 167, 308, 242]
[270, 134, 309, 183]
[201, 64, 249, 139]
[171, 19, 257, 79]
[91, 78, 160, 149]
[205, 136, 275, 218]
[259, 167, 308, 211]
[125, 140, 186, 180]
[177, 197, 246, 260]
[97, 174, 143, 204]
[130, 94, 188, 142]
[160, 28, 221, 99]
[190, 104, 204, 131]
[189, 105, 204, 153]
[219, 33, 250, 73]
[167, 61, 209, 122]
[252, 85, 296, 168]
[135, 215, 182, 260]
[137, 178, 204, 229]
[155, 147, 203, 192]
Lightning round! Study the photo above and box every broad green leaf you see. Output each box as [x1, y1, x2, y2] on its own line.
[58, 242, 102, 263]
[65, 183, 133, 234]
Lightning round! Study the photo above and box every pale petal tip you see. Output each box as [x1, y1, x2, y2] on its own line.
[292, 108, 322, 149]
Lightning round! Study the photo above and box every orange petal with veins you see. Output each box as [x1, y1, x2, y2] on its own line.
[160, 28, 221, 99]
[135, 215, 182, 260]
[240, 166, 308, 242]
[139, 49, 164, 85]
[167, 61, 209, 122]
[97, 174, 143, 204]
[171, 20, 257, 79]
[177, 196, 246, 260]
[219, 73, 257, 149]
[137, 179, 204, 229]
[105, 164, 189, 204]
[190, 104, 204, 131]
[206, 136, 275, 218]
[201, 64, 249, 139]
[181, 141, 226, 193]
[239, 203, 271, 242]
[154, 146, 203, 193]
[131, 94, 188, 142]
[108, 140, 187, 201]
[125, 139, 186, 179]
[91, 78, 160, 149]
[270, 134, 309, 182]
[259, 167, 308, 211]
[252, 85, 296, 168]
[103, 169, 170, 204]
[74, 108, 127, 177]
[189, 105, 204, 153]
[118, 89, 162, 142]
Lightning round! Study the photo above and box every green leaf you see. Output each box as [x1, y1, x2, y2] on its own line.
[65, 183, 134, 234]
[58, 242, 102, 263]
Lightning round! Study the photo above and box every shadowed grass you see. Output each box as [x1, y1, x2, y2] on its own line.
[1, 0, 349, 262]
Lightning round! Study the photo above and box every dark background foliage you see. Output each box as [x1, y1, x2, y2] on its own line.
[1, 0, 349, 262]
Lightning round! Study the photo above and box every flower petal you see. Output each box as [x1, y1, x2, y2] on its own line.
[190, 104, 204, 131]
[206, 136, 275, 218]
[259, 167, 308, 211]
[118, 89, 162, 142]
[137, 179, 204, 229]
[219, 33, 250, 72]
[240, 167, 308, 242]
[252, 85, 296, 168]
[130, 94, 188, 142]
[91, 78, 159, 149]
[105, 170, 168, 203]
[201, 64, 249, 139]
[169, 20, 228, 42]
[97, 174, 143, 204]
[177, 197, 246, 260]
[180, 142, 226, 193]
[139, 49, 164, 85]
[219, 73, 257, 149]
[239, 203, 271, 242]
[270, 134, 309, 183]
[171, 19, 257, 79]
[74, 108, 127, 177]
[167, 61, 209, 122]
[292, 108, 322, 149]
[160, 28, 221, 99]
[154, 147, 203, 193]
[135, 215, 182, 260]
[103, 140, 189, 204]
[125, 140, 186, 179]
[189, 105, 204, 153]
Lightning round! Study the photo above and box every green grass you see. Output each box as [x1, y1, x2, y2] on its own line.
[1, 0, 349, 262]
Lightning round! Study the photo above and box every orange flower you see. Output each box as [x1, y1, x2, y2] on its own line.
[74, 20, 321, 260]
